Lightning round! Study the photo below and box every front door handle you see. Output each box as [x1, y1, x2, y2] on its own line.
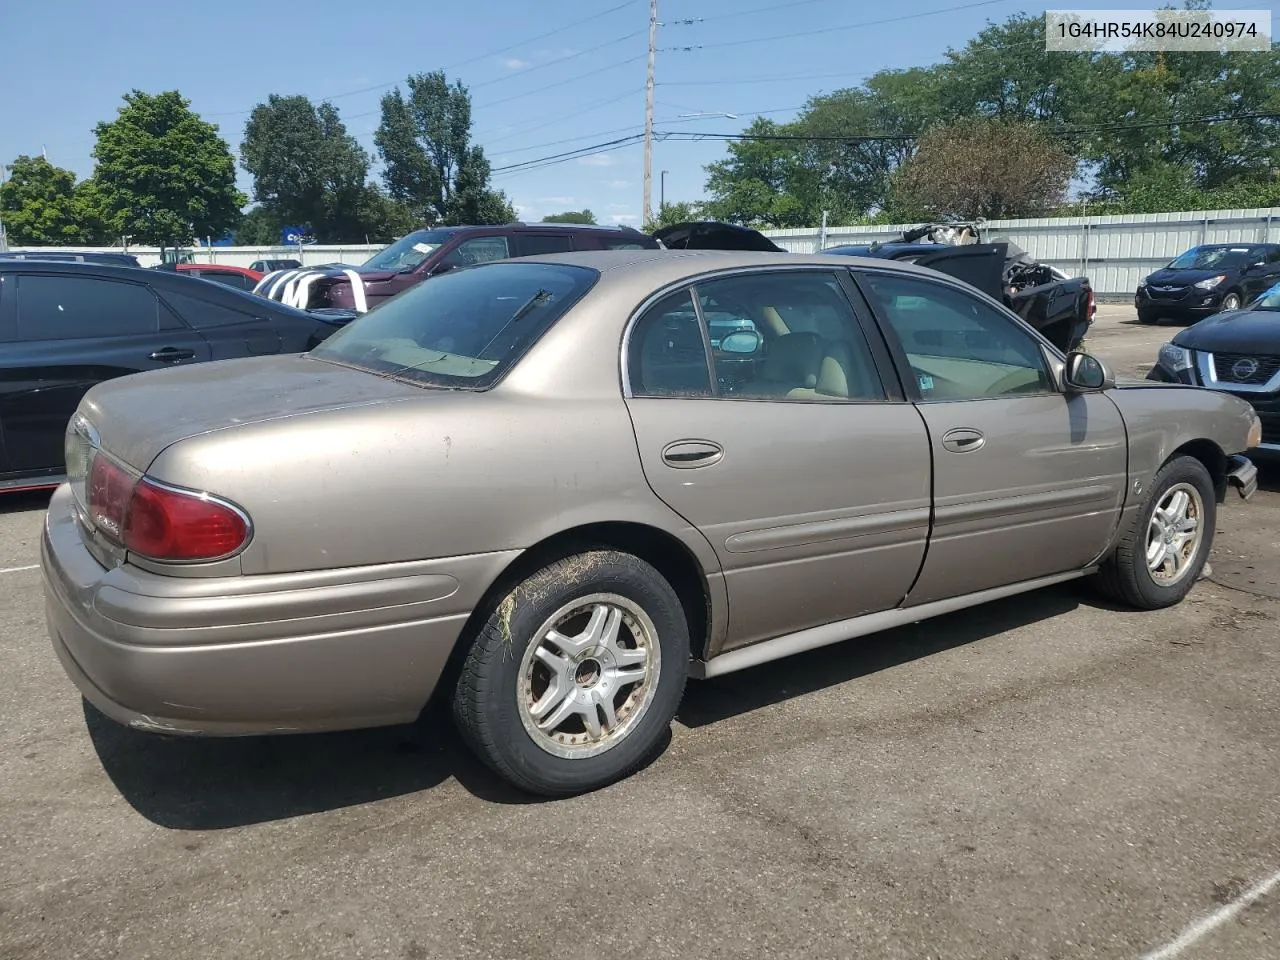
[941, 427, 985, 453]
[661, 439, 724, 468]
[149, 347, 196, 362]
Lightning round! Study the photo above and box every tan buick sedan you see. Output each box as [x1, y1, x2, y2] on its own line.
[43, 250, 1261, 795]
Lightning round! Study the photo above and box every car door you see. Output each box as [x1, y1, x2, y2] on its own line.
[0, 271, 211, 475]
[623, 268, 933, 651]
[852, 268, 1128, 605]
[156, 286, 288, 358]
[1244, 246, 1280, 304]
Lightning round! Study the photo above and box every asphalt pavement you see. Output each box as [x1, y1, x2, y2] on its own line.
[1, 308, 1278, 960]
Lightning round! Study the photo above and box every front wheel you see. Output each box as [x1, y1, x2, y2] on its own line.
[452, 550, 690, 796]
[1092, 455, 1216, 609]
[1220, 291, 1243, 312]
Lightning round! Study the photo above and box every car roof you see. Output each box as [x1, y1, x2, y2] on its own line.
[0, 258, 312, 316]
[495, 247, 948, 289]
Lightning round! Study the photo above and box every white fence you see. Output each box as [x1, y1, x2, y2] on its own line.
[0, 244, 383, 270]
[7, 206, 1280, 297]
[762, 207, 1280, 298]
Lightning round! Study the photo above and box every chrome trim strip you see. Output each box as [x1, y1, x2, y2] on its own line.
[1197, 350, 1280, 394]
[724, 507, 931, 554]
[694, 568, 1093, 678]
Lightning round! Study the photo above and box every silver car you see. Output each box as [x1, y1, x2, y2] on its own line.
[43, 251, 1261, 796]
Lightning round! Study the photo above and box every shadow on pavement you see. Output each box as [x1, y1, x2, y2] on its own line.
[677, 584, 1083, 728]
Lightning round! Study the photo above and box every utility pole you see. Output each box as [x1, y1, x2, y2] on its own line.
[642, 0, 657, 228]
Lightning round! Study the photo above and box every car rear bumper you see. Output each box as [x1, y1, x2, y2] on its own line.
[41, 484, 513, 736]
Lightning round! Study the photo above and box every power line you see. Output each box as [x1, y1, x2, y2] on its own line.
[204, 0, 644, 117]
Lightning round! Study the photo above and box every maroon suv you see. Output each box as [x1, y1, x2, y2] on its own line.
[252, 223, 660, 313]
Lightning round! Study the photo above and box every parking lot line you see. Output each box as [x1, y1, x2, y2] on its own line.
[0, 564, 39, 575]
[1140, 866, 1280, 959]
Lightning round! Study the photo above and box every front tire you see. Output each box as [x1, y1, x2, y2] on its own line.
[452, 550, 690, 796]
[1092, 455, 1216, 609]
[1221, 291, 1242, 312]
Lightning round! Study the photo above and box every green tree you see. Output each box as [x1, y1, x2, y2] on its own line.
[703, 118, 826, 227]
[92, 90, 244, 245]
[241, 95, 384, 242]
[374, 71, 515, 225]
[890, 118, 1077, 220]
[644, 200, 705, 231]
[234, 205, 280, 245]
[542, 209, 596, 224]
[0, 155, 94, 245]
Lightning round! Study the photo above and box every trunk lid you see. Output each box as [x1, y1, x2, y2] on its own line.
[77, 354, 425, 471]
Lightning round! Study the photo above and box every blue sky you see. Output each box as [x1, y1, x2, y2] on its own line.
[1, 0, 1271, 228]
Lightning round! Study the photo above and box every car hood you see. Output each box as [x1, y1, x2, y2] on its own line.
[78, 354, 425, 471]
[1144, 267, 1229, 285]
[1173, 309, 1280, 353]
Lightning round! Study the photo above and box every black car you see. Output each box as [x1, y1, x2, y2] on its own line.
[0, 249, 141, 268]
[1136, 242, 1280, 325]
[824, 232, 1094, 353]
[1147, 278, 1280, 457]
[0, 260, 348, 492]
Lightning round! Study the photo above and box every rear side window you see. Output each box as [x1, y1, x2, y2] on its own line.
[627, 291, 712, 397]
[15, 275, 158, 340]
[200, 271, 256, 290]
[1265, 247, 1280, 264]
[160, 288, 263, 330]
[516, 234, 574, 256]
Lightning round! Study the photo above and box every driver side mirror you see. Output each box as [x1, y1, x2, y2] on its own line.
[431, 261, 458, 276]
[719, 330, 763, 355]
[1063, 351, 1112, 392]
[1249, 260, 1267, 271]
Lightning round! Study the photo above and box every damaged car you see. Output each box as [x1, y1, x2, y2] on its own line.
[251, 223, 660, 313]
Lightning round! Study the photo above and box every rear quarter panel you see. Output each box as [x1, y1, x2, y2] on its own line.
[145, 390, 722, 580]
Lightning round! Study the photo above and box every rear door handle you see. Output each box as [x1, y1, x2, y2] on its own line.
[149, 347, 196, 362]
[661, 439, 724, 468]
[941, 427, 985, 453]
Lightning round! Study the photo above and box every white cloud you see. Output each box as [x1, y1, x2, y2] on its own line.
[605, 179, 630, 189]
[610, 213, 639, 223]
[503, 57, 531, 69]
[578, 153, 615, 167]
[607, 203, 631, 212]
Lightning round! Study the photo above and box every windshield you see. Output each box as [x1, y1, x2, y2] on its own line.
[1168, 245, 1256, 270]
[310, 261, 598, 389]
[362, 229, 457, 271]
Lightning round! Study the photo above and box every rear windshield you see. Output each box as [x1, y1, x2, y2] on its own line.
[1168, 246, 1256, 270]
[309, 261, 598, 389]
[363, 229, 458, 271]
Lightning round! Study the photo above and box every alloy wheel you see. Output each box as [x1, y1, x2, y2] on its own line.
[516, 593, 661, 759]
[1145, 482, 1204, 586]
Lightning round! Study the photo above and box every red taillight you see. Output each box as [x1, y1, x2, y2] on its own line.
[85, 454, 250, 562]
[125, 480, 250, 561]
[87, 454, 133, 542]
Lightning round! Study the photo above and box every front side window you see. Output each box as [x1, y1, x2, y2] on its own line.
[310, 261, 597, 389]
[15, 275, 158, 341]
[858, 272, 1053, 401]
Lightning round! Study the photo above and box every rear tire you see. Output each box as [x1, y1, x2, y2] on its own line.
[452, 550, 689, 797]
[1092, 455, 1216, 610]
